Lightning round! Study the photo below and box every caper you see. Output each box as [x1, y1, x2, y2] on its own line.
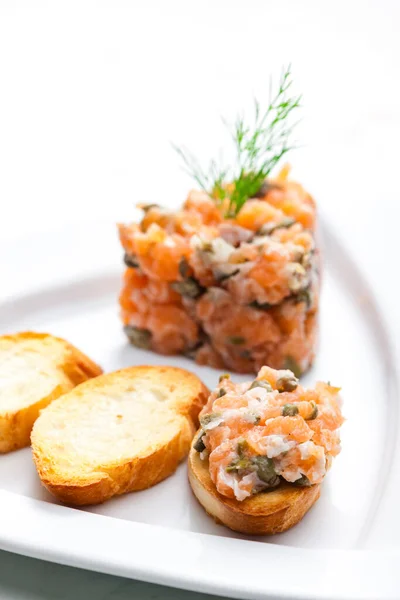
[178, 256, 191, 279]
[249, 380, 273, 392]
[215, 267, 240, 282]
[292, 287, 312, 309]
[171, 278, 204, 299]
[306, 401, 318, 420]
[124, 325, 152, 349]
[217, 388, 227, 398]
[193, 432, 206, 453]
[254, 225, 271, 236]
[276, 373, 299, 393]
[284, 356, 302, 378]
[199, 412, 221, 428]
[251, 456, 280, 487]
[282, 403, 299, 417]
[228, 336, 246, 345]
[278, 216, 296, 229]
[123, 253, 140, 268]
[293, 474, 312, 487]
[256, 217, 296, 236]
[219, 373, 230, 382]
[248, 300, 273, 311]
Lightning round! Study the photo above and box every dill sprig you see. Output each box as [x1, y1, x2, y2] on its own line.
[173, 65, 301, 216]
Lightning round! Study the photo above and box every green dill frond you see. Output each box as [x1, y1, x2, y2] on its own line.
[173, 64, 301, 216]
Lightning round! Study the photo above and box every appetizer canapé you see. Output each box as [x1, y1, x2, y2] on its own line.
[188, 366, 343, 534]
[118, 67, 318, 374]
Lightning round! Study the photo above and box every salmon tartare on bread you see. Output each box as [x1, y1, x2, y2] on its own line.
[188, 366, 343, 534]
[118, 66, 319, 374]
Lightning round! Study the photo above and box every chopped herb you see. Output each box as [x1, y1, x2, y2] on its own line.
[282, 403, 299, 417]
[123, 253, 140, 268]
[217, 388, 227, 398]
[171, 278, 205, 299]
[284, 356, 302, 378]
[228, 336, 246, 345]
[124, 325, 152, 349]
[174, 65, 301, 216]
[193, 432, 206, 452]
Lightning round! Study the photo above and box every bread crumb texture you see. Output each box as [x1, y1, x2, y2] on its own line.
[0, 332, 102, 453]
[32, 365, 208, 505]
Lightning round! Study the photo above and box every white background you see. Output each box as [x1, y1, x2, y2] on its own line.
[1, 0, 399, 322]
[0, 1, 399, 599]
[1, 0, 399, 239]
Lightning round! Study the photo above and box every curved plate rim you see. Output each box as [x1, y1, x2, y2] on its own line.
[0, 220, 399, 600]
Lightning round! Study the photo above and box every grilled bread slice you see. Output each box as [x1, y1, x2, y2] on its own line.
[188, 443, 321, 535]
[31, 366, 209, 506]
[0, 332, 102, 453]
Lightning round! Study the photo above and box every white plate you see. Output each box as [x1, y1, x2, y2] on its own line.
[0, 221, 399, 600]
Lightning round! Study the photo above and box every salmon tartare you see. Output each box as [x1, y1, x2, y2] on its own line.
[118, 66, 319, 374]
[193, 366, 343, 501]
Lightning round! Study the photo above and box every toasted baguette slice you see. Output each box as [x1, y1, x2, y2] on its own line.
[188, 444, 321, 535]
[0, 332, 102, 453]
[32, 366, 209, 506]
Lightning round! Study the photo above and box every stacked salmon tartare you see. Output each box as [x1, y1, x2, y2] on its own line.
[118, 171, 319, 375]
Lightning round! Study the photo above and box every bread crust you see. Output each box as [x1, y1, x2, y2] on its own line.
[32, 365, 209, 506]
[0, 332, 102, 453]
[188, 444, 320, 535]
